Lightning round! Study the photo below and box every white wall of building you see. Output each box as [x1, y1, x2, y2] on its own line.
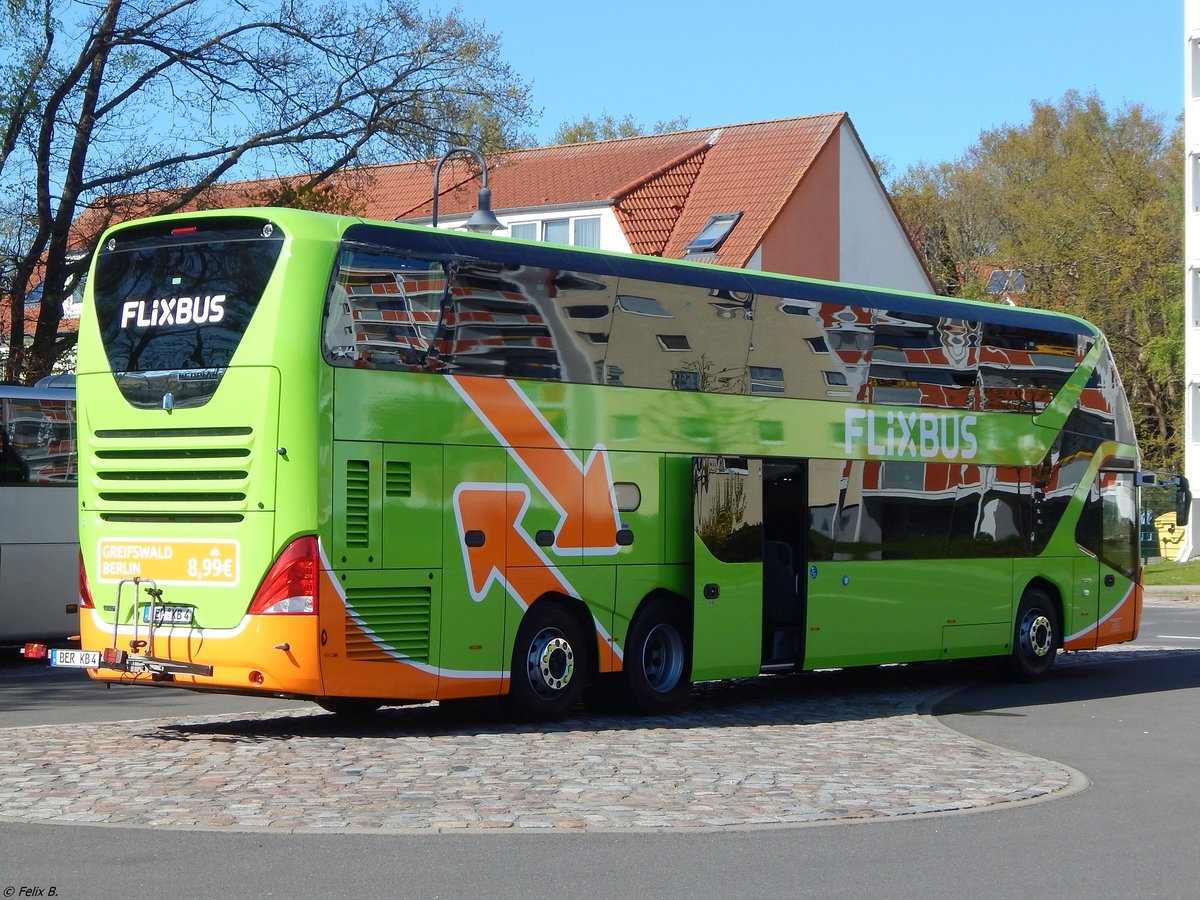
[1181, 1, 1200, 559]
[838, 126, 933, 294]
[435, 205, 632, 254]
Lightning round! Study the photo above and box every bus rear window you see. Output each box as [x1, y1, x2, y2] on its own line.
[92, 219, 284, 408]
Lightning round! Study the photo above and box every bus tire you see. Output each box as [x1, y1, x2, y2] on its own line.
[624, 596, 691, 715]
[510, 602, 588, 721]
[1008, 589, 1059, 682]
[316, 697, 382, 717]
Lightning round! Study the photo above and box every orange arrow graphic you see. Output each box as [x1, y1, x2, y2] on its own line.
[453, 484, 570, 605]
[453, 483, 622, 673]
[449, 376, 620, 554]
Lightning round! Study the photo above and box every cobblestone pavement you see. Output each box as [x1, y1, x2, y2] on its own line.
[0, 657, 1098, 834]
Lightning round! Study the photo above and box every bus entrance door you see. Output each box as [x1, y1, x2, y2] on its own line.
[1070, 469, 1140, 649]
[691, 456, 810, 677]
[761, 460, 808, 668]
[691, 456, 763, 680]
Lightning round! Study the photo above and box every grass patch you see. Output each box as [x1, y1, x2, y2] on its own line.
[1143, 558, 1200, 586]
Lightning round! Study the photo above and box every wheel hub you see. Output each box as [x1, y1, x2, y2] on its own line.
[527, 630, 574, 697]
[643, 623, 684, 692]
[1023, 613, 1052, 657]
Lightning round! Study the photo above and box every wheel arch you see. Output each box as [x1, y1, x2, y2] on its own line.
[631, 588, 693, 632]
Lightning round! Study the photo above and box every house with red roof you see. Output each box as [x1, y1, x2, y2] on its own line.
[369, 114, 932, 294]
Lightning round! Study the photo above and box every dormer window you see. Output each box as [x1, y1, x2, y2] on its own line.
[685, 212, 742, 253]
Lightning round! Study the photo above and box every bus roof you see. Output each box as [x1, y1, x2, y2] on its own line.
[99, 206, 1099, 339]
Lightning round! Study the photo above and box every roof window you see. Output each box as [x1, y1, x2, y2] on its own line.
[685, 212, 742, 253]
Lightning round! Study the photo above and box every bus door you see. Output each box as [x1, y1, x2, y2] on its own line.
[691, 456, 809, 678]
[1072, 468, 1139, 648]
[761, 460, 808, 668]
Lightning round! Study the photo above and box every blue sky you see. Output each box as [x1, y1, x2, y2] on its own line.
[450, 0, 1183, 176]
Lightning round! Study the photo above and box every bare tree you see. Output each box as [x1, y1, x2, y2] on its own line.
[0, 0, 534, 382]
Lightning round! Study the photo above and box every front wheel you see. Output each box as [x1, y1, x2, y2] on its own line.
[1008, 589, 1060, 682]
[509, 603, 590, 721]
[623, 596, 691, 715]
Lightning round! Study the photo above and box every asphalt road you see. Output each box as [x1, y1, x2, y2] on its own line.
[1, 603, 1198, 899]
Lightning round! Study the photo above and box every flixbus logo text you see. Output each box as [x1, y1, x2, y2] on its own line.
[843, 408, 978, 460]
[120, 294, 226, 328]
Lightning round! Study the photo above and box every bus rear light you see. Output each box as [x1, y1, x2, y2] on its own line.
[79, 551, 95, 609]
[22, 643, 48, 659]
[102, 647, 128, 666]
[249, 670, 265, 685]
[247, 536, 319, 616]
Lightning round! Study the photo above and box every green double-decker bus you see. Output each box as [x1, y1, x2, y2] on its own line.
[65, 207, 1162, 719]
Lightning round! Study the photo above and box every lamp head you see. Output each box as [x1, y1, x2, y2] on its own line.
[463, 186, 503, 233]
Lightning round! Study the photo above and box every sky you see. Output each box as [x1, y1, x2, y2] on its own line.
[447, 0, 1184, 177]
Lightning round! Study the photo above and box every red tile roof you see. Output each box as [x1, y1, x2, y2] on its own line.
[362, 114, 847, 267]
[66, 114, 849, 265]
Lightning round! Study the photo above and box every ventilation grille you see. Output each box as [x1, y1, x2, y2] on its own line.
[90, 427, 255, 509]
[345, 585, 432, 662]
[385, 460, 412, 497]
[344, 459, 370, 547]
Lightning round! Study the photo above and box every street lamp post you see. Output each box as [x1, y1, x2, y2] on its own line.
[431, 146, 503, 233]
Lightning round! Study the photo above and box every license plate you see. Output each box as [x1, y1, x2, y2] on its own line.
[141, 605, 194, 625]
[49, 649, 102, 668]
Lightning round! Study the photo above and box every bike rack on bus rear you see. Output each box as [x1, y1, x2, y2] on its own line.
[100, 577, 213, 678]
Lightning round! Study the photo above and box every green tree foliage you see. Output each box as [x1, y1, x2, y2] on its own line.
[890, 91, 1183, 470]
[0, 0, 534, 383]
[552, 112, 690, 145]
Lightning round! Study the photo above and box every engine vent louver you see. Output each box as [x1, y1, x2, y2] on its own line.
[385, 460, 412, 497]
[89, 426, 256, 511]
[344, 459, 371, 547]
[345, 585, 432, 662]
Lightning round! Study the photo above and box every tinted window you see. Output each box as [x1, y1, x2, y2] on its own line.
[1071, 341, 1137, 446]
[694, 457, 762, 564]
[324, 249, 617, 384]
[93, 219, 284, 408]
[1076, 470, 1138, 578]
[321, 230, 1094, 414]
[1099, 472, 1138, 578]
[832, 460, 1032, 561]
[868, 314, 979, 408]
[978, 324, 1077, 413]
[0, 397, 76, 485]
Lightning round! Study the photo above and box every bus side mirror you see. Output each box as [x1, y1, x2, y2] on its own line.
[1177, 487, 1191, 528]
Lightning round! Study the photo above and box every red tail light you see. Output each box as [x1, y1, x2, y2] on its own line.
[247, 536, 319, 615]
[79, 551, 95, 609]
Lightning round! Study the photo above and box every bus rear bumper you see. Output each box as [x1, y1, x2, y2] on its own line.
[78, 610, 324, 697]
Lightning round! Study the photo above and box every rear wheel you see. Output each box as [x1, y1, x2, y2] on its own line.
[623, 596, 691, 714]
[509, 603, 589, 721]
[1008, 589, 1059, 681]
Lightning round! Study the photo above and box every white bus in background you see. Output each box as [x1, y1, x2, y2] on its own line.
[0, 376, 78, 644]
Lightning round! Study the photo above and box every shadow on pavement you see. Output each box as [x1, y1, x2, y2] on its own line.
[6, 644, 1197, 740]
[139, 648, 1200, 743]
[933, 648, 1200, 716]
